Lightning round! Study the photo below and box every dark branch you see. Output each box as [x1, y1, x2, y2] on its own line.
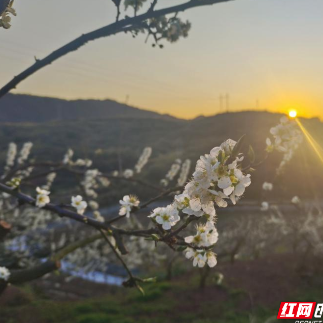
[0, 182, 159, 239]
[0, 0, 233, 98]
[9, 260, 60, 284]
[148, 0, 158, 13]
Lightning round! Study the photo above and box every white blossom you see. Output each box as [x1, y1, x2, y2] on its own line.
[42, 172, 56, 190]
[81, 169, 100, 198]
[184, 223, 219, 247]
[0, 1, 16, 29]
[185, 249, 217, 268]
[119, 195, 140, 218]
[123, 169, 134, 178]
[177, 159, 191, 186]
[71, 195, 87, 215]
[266, 117, 303, 174]
[6, 142, 17, 168]
[74, 159, 92, 167]
[260, 201, 269, 212]
[166, 162, 181, 181]
[134, 147, 152, 173]
[89, 200, 99, 210]
[36, 187, 50, 208]
[0, 267, 10, 281]
[292, 196, 301, 205]
[160, 159, 182, 186]
[148, 138, 252, 267]
[217, 168, 251, 205]
[93, 211, 105, 222]
[262, 182, 273, 191]
[98, 176, 110, 187]
[149, 205, 180, 230]
[215, 272, 224, 285]
[63, 149, 74, 164]
[17, 142, 33, 164]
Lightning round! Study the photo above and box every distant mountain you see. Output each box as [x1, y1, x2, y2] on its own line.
[0, 94, 176, 123]
[0, 94, 323, 202]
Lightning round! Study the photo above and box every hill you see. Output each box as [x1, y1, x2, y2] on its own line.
[0, 94, 323, 202]
[0, 94, 176, 123]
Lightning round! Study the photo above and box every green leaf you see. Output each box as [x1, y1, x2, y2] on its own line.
[136, 283, 145, 296]
[151, 234, 160, 241]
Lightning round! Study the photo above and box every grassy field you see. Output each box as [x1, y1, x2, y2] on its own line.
[1, 253, 321, 323]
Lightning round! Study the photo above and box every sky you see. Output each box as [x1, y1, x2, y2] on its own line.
[1, 0, 323, 119]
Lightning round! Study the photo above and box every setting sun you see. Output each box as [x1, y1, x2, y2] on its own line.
[289, 110, 298, 118]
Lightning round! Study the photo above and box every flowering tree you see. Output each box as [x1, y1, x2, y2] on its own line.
[0, 0, 307, 297]
[0, 116, 303, 295]
[258, 118, 323, 265]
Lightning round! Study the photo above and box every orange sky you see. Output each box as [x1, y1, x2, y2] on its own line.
[1, 0, 323, 120]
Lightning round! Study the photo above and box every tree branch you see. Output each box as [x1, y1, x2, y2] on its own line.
[0, 182, 159, 239]
[0, 0, 233, 98]
[148, 0, 158, 13]
[9, 261, 60, 284]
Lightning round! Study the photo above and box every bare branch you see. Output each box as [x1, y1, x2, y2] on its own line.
[0, 0, 233, 98]
[0, 182, 159, 239]
[148, 0, 158, 13]
[99, 229, 143, 293]
[9, 261, 60, 284]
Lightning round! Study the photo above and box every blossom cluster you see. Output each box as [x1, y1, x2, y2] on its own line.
[81, 169, 101, 198]
[160, 159, 181, 187]
[17, 142, 33, 164]
[36, 187, 50, 208]
[177, 159, 191, 187]
[62, 148, 92, 167]
[112, 147, 153, 179]
[0, 1, 16, 29]
[149, 16, 191, 44]
[123, 169, 134, 178]
[261, 117, 303, 211]
[148, 205, 180, 230]
[4, 142, 17, 173]
[266, 117, 303, 174]
[134, 147, 152, 173]
[119, 195, 140, 218]
[71, 195, 87, 215]
[149, 139, 252, 267]
[0, 266, 10, 281]
[42, 172, 57, 191]
[262, 182, 273, 191]
[3, 142, 34, 178]
[63, 149, 108, 221]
